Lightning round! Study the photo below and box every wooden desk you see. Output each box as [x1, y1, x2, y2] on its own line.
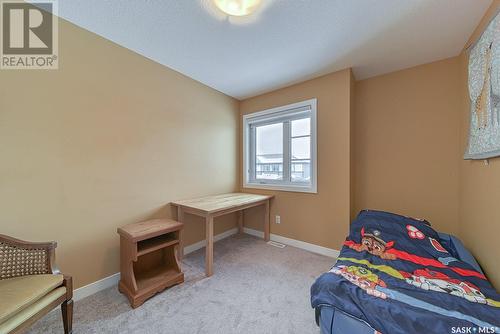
[171, 193, 273, 276]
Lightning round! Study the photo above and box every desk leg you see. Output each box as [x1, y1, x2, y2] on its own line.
[264, 200, 270, 242]
[238, 211, 243, 234]
[177, 207, 184, 261]
[205, 215, 214, 277]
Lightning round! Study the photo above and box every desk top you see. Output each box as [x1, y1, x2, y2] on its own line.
[118, 218, 183, 242]
[171, 193, 273, 215]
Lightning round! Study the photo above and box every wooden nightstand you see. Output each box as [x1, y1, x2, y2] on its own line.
[117, 219, 184, 308]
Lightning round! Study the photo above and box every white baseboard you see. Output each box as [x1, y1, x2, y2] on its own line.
[73, 272, 120, 302]
[243, 227, 340, 258]
[68, 226, 336, 303]
[71, 227, 239, 302]
[183, 227, 238, 255]
[243, 227, 265, 238]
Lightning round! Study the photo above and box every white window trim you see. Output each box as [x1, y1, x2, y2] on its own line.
[242, 98, 317, 194]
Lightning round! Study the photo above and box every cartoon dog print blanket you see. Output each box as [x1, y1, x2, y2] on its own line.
[311, 210, 500, 334]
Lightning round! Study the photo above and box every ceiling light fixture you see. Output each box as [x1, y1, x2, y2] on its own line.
[213, 0, 261, 17]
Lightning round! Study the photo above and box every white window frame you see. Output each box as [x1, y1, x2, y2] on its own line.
[243, 98, 317, 194]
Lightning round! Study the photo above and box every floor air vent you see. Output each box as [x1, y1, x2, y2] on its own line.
[267, 240, 286, 248]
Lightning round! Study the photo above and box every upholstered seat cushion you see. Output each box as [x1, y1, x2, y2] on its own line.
[0, 287, 66, 334]
[0, 274, 64, 324]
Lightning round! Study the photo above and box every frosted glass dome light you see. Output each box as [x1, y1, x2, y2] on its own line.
[214, 0, 261, 16]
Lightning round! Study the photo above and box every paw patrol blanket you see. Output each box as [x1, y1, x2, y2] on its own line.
[311, 210, 500, 334]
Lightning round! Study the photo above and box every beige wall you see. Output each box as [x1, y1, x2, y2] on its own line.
[0, 19, 239, 289]
[239, 58, 464, 254]
[353, 58, 462, 234]
[458, 0, 500, 289]
[239, 69, 353, 250]
[350, 70, 356, 220]
[353, 1, 500, 289]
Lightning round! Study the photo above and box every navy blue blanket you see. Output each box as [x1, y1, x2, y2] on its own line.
[311, 210, 500, 334]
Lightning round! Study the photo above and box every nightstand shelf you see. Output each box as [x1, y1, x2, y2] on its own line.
[137, 234, 179, 257]
[117, 218, 184, 308]
[135, 266, 180, 291]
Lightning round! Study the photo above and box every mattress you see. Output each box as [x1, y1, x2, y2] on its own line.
[315, 229, 488, 334]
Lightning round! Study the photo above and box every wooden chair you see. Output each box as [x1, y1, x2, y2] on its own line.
[0, 234, 73, 334]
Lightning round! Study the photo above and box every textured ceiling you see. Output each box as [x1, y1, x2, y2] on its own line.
[54, 0, 492, 99]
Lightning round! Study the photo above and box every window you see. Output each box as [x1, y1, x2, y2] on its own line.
[243, 99, 317, 193]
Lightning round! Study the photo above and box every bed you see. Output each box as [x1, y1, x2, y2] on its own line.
[311, 210, 500, 334]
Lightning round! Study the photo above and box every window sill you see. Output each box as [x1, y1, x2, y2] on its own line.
[243, 182, 317, 194]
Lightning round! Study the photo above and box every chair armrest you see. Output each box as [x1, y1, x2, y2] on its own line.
[0, 234, 59, 280]
[63, 275, 73, 300]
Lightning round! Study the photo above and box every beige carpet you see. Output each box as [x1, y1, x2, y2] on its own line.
[28, 234, 333, 334]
